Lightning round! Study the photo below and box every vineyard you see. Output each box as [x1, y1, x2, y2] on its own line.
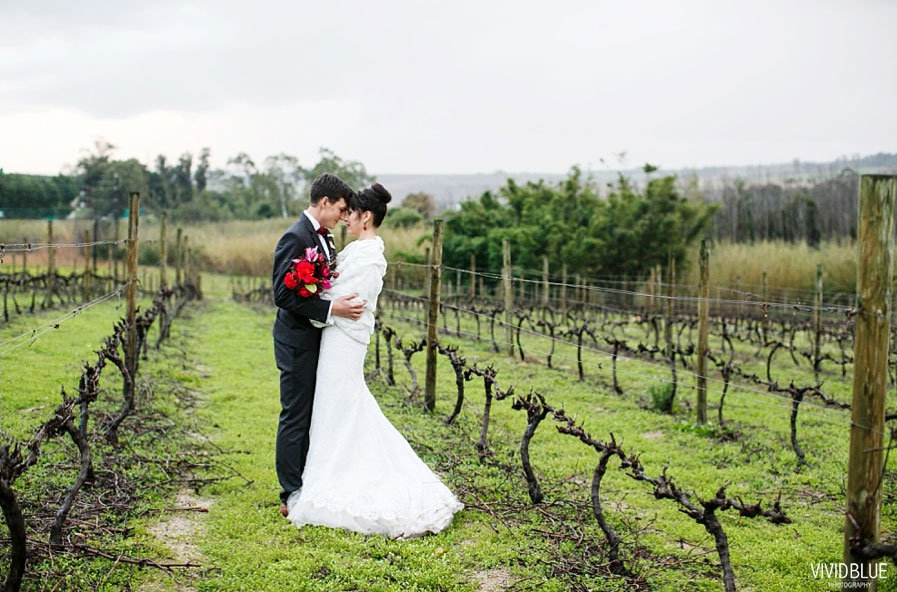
[1, 176, 897, 591]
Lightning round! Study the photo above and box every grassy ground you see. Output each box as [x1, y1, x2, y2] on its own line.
[135, 287, 896, 591]
[4, 270, 896, 590]
[0, 283, 222, 590]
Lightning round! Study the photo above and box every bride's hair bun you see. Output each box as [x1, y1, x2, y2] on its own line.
[371, 182, 392, 205]
[350, 182, 392, 227]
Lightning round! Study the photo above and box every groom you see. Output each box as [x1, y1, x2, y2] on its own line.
[272, 173, 365, 517]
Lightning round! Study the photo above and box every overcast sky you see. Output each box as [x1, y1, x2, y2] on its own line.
[1, 0, 895, 176]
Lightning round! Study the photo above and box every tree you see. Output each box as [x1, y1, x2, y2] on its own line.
[401, 192, 436, 218]
[0, 172, 77, 218]
[174, 152, 194, 204]
[441, 168, 717, 280]
[384, 207, 424, 228]
[303, 147, 375, 190]
[264, 153, 304, 218]
[194, 147, 211, 193]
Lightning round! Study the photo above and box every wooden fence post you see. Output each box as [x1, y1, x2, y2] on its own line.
[696, 239, 710, 425]
[83, 230, 91, 302]
[125, 193, 140, 381]
[160, 212, 168, 290]
[92, 217, 99, 273]
[175, 228, 183, 286]
[664, 254, 677, 409]
[469, 254, 476, 300]
[424, 247, 431, 297]
[503, 239, 513, 357]
[113, 216, 121, 284]
[761, 270, 769, 342]
[424, 220, 444, 412]
[46, 220, 55, 307]
[184, 235, 191, 287]
[843, 175, 896, 588]
[648, 267, 655, 315]
[814, 263, 823, 383]
[561, 263, 568, 316]
[542, 255, 549, 320]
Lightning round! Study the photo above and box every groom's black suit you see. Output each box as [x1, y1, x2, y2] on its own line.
[272, 214, 335, 505]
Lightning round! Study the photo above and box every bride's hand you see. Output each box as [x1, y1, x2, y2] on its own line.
[332, 294, 366, 321]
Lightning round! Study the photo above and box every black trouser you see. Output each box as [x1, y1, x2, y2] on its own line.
[273, 334, 321, 505]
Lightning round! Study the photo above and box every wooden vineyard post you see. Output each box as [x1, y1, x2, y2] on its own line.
[814, 263, 823, 383]
[113, 216, 121, 284]
[46, 220, 55, 307]
[106, 226, 113, 287]
[561, 263, 568, 316]
[735, 275, 742, 320]
[424, 247, 431, 297]
[125, 193, 140, 382]
[424, 220, 444, 412]
[669, 258, 676, 316]
[92, 217, 99, 273]
[175, 228, 183, 286]
[160, 212, 168, 290]
[843, 175, 896, 588]
[648, 267, 655, 315]
[82, 230, 91, 302]
[696, 239, 710, 425]
[664, 254, 677, 409]
[761, 270, 769, 343]
[184, 235, 191, 287]
[542, 255, 549, 320]
[469, 254, 476, 300]
[503, 239, 514, 357]
[575, 273, 581, 306]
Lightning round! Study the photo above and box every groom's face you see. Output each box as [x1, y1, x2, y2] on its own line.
[319, 196, 348, 229]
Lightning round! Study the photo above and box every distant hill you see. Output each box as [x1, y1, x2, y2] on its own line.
[378, 153, 897, 212]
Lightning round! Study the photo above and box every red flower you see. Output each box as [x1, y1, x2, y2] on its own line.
[299, 286, 311, 298]
[322, 264, 331, 278]
[295, 260, 316, 283]
[284, 272, 299, 290]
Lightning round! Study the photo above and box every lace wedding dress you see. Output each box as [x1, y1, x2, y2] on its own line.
[286, 236, 464, 539]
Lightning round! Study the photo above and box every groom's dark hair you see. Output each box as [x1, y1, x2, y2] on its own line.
[309, 173, 354, 205]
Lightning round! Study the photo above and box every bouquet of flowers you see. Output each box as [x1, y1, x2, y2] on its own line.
[283, 246, 337, 298]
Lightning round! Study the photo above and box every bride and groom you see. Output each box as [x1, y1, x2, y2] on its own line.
[271, 173, 463, 539]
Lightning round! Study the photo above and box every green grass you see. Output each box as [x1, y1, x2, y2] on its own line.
[5, 276, 897, 590]
[374, 299, 897, 591]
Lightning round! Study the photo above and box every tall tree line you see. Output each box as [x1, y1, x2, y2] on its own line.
[706, 168, 859, 245]
[0, 141, 374, 221]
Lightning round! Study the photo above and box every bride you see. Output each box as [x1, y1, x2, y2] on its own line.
[286, 183, 464, 539]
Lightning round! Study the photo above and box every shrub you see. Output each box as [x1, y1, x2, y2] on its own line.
[649, 382, 675, 413]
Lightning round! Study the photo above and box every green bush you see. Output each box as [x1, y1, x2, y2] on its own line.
[648, 382, 675, 413]
[138, 244, 161, 266]
[384, 207, 424, 229]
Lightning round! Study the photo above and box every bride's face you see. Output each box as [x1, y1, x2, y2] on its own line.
[344, 209, 370, 237]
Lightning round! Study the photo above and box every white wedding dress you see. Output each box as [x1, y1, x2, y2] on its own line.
[286, 236, 463, 539]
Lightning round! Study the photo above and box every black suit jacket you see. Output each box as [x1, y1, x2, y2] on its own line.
[272, 215, 332, 345]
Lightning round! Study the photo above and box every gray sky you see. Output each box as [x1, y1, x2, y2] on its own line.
[1, 0, 895, 176]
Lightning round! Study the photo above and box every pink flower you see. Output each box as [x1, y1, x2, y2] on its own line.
[304, 246, 319, 261]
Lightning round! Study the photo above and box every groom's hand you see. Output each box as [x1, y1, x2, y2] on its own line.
[332, 294, 366, 321]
